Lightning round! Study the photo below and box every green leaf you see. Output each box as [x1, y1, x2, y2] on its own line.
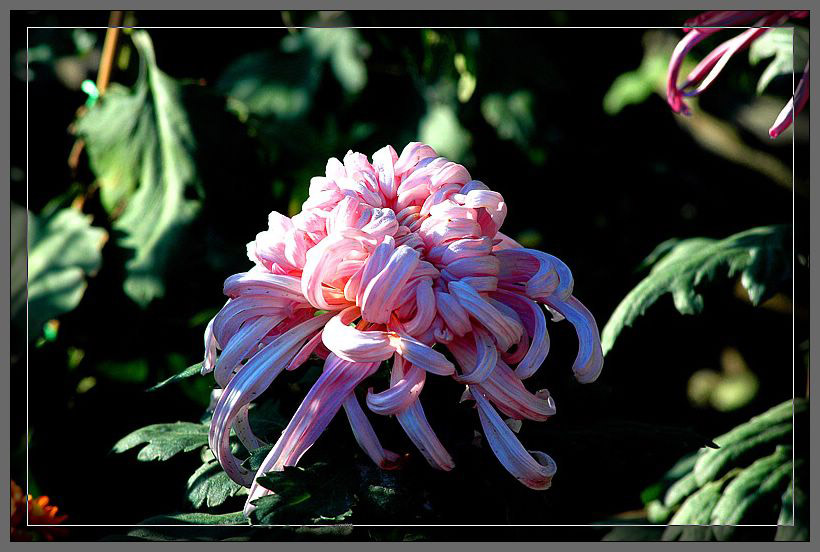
[481, 91, 535, 146]
[749, 27, 810, 94]
[75, 30, 202, 306]
[419, 103, 472, 162]
[186, 460, 245, 509]
[602, 225, 789, 355]
[147, 362, 203, 392]
[602, 43, 668, 116]
[217, 49, 321, 121]
[301, 28, 368, 94]
[20, 205, 107, 340]
[666, 479, 723, 526]
[711, 446, 792, 524]
[250, 463, 355, 525]
[112, 422, 209, 461]
[138, 511, 248, 525]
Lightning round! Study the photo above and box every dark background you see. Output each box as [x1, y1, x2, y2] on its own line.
[10, 10, 808, 537]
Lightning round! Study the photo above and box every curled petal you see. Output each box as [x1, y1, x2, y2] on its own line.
[450, 328, 498, 384]
[475, 360, 556, 421]
[403, 279, 437, 336]
[210, 312, 335, 487]
[233, 404, 265, 452]
[389, 332, 455, 376]
[435, 291, 472, 337]
[214, 316, 280, 388]
[244, 356, 379, 515]
[372, 144, 399, 199]
[366, 358, 426, 415]
[361, 245, 421, 324]
[394, 142, 438, 176]
[202, 316, 219, 375]
[493, 290, 550, 380]
[543, 295, 604, 384]
[322, 307, 394, 363]
[395, 398, 455, 471]
[471, 389, 556, 490]
[448, 280, 523, 351]
[770, 60, 810, 139]
[343, 393, 402, 469]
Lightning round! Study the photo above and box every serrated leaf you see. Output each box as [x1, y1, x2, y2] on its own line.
[602, 225, 789, 355]
[712, 399, 803, 448]
[711, 446, 792, 525]
[749, 27, 810, 94]
[112, 422, 208, 461]
[186, 460, 244, 509]
[250, 462, 355, 525]
[775, 476, 808, 541]
[75, 30, 202, 306]
[17, 205, 107, 341]
[147, 363, 203, 392]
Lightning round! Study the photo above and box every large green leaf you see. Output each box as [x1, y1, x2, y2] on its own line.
[481, 90, 535, 147]
[75, 30, 202, 306]
[112, 422, 209, 461]
[250, 462, 355, 525]
[749, 27, 810, 95]
[186, 460, 245, 509]
[602, 225, 789, 355]
[17, 204, 107, 340]
[641, 399, 806, 539]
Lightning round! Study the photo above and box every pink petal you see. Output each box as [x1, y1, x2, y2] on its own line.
[395, 398, 455, 471]
[471, 388, 557, 490]
[322, 306, 394, 363]
[366, 356, 426, 415]
[343, 393, 402, 469]
[448, 280, 523, 351]
[543, 295, 604, 384]
[244, 355, 379, 515]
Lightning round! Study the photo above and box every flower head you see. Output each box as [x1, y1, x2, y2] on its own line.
[667, 10, 809, 138]
[10, 480, 68, 541]
[204, 142, 604, 516]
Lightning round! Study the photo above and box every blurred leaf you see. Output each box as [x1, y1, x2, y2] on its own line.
[112, 422, 208, 461]
[419, 103, 472, 161]
[147, 363, 203, 392]
[481, 90, 535, 146]
[186, 460, 245, 509]
[302, 28, 369, 94]
[749, 27, 810, 94]
[603, 44, 667, 115]
[75, 30, 202, 306]
[602, 225, 790, 355]
[17, 205, 107, 341]
[217, 49, 320, 121]
[97, 358, 149, 383]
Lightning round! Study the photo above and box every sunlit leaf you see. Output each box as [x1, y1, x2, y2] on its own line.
[186, 461, 245, 509]
[602, 225, 789, 355]
[302, 28, 369, 94]
[640, 399, 806, 539]
[419, 103, 471, 162]
[17, 204, 107, 340]
[749, 27, 810, 95]
[147, 363, 203, 392]
[75, 30, 202, 306]
[112, 422, 209, 461]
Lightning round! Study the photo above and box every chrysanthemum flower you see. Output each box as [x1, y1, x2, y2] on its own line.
[10, 480, 68, 541]
[203, 142, 604, 516]
[667, 10, 809, 138]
